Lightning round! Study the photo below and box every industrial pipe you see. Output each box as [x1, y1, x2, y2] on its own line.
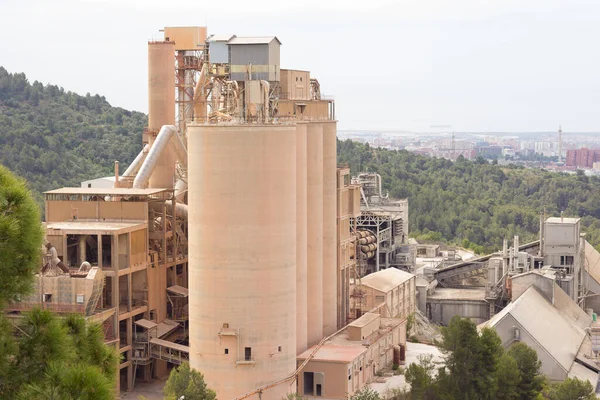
[260, 80, 270, 121]
[133, 125, 178, 189]
[123, 144, 150, 177]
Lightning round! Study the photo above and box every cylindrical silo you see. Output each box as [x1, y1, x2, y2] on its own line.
[188, 124, 297, 400]
[296, 122, 308, 354]
[322, 121, 337, 335]
[148, 41, 177, 189]
[307, 122, 324, 345]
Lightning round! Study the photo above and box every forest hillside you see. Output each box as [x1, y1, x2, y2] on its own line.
[0, 67, 144, 206]
[2, 67, 599, 253]
[337, 139, 600, 253]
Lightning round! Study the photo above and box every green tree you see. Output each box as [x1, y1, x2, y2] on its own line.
[507, 343, 544, 399]
[0, 309, 117, 399]
[405, 354, 435, 399]
[0, 164, 43, 305]
[494, 353, 521, 400]
[546, 377, 595, 400]
[349, 387, 381, 400]
[164, 363, 216, 400]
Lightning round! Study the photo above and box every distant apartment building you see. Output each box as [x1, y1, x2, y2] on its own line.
[566, 148, 600, 168]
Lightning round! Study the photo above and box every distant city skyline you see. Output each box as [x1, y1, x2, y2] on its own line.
[2, 0, 600, 131]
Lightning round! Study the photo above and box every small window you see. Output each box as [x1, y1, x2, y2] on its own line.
[224, 348, 229, 355]
[76, 294, 84, 304]
[43, 294, 52, 303]
[244, 347, 252, 361]
[88, 183, 92, 188]
[278, 346, 282, 352]
[223, 323, 229, 328]
[149, 310, 156, 321]
[348, 368, 351, 380]
[316, 384, 322, 396]
[300, 77, 303, 82]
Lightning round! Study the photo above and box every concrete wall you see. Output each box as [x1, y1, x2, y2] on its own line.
[493, 314, 567, 381]
[280, 69, 310, 100]
[298, 360, 349, 400]
[511, 273, 554, 302]
[427, 299, 489, 325]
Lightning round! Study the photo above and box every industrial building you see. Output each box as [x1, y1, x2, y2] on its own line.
[4, 25, 420, 399]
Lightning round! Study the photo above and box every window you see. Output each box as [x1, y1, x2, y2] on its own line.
[348, 368, 351, 380]
[224, 348, 229, 355]
[375, 295, 385, 303]
[244, 347, 252, 361]
[43, 294, 52, 303]
[278, 346, 282, 352]
[88, 183, 92, 188]
[316, 384, 322, 396]
[76, 294, 84, 304]
[561, 255, 574, 265]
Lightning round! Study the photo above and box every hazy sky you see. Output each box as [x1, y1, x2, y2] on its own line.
[1, 0, 599, 131]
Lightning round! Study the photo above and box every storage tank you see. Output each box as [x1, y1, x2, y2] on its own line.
[307, 122, 324, 345]
[188, 124, 297, 400]
[296, 122, 308, 354]
[322, 121, 337, 335]
[148, 41, 176, 189]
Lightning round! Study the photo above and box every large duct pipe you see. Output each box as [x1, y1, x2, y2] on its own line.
[170, 129, 188, 168]
[174, 178, 188, 203]
[78, 235, 87, 267]
[133, 125, 177, 189]
[123, 144, 150, 177]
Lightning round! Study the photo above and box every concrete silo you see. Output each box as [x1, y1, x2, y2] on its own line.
[296, 121, 308, 354]
[147, 41, 176, 189]
[322, 120, 338, 334]
[306, 122, 324, 345]
[188, 124, 297, 400]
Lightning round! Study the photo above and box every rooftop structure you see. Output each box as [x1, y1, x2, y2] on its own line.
[297, 313, 407, 399]
[480, 285, 598, 385]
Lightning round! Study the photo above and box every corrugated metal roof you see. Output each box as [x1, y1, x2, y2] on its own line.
[485, 286, 586, 372]
[585, 241, 600, 284]
[360, 268, 414, 293]
[228, 36, 281, 45]
[207, 34, 235, 42]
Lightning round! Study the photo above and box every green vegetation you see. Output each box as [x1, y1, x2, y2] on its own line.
[164, 362, 216, 400]
[0, 165, 118, 399]
[0, 67, 144, 208]
[0, 164, 43, 305]
[404, 316, 539, 399]
[338, 139, 600, 253]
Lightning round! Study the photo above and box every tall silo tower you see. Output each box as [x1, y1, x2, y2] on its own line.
[188, 124, 298, 400]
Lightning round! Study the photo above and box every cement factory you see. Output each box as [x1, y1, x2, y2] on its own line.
[7, 25, 600, 399]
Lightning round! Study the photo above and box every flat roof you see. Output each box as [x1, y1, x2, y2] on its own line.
[46, 221, 146, 232]
[546, 217, 580, 224]
[135, 319, 157, 330]
[150, 337, 189, 353]
[167, 285, 189, 297]
[428, 287, 486, 301]
[297, 344, 367, 363]
[45, 187, 168, 196]
[348, 312, 380, 328]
